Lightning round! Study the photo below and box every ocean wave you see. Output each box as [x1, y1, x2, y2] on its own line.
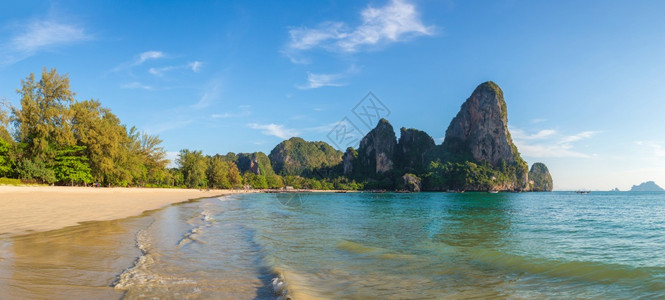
[112, 219, 199, 297]
[468, 247, 665, 290]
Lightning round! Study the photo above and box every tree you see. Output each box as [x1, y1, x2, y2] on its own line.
[71, 100, 128, 184]
[266, 174, 284, 189]
[135, 129, 168, 185]
[0, 137, 11, 177]
[227, 161, 242, 188]
[54, 145, 92, 185]
[207, 155, 230, 189]
[177, 149, 207, 188]
[12, 68, 75, 164]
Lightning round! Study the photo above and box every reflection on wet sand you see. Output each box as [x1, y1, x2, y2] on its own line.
[0, 214, 151, 299]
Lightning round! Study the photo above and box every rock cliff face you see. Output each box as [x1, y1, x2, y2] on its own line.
[357, 118, 397, 175]
[442, 81, 529, 190]
[342, 147, 357, 175]
[397, 127, 435, 173]
[529, 162, 553, 191]
[269, 137, 342, 176]
[236, 152, 274, 175]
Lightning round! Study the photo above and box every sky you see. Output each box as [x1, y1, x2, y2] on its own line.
[1, 0, 665, 191]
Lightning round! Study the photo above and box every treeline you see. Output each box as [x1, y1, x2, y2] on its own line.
[0, 69, 173, 186]
[175, 150, 363, 190]
[0, 69, 362, 190]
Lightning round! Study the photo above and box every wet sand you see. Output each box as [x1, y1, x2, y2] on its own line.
[0, 186, 255, 237]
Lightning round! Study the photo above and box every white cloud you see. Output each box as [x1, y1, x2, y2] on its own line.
[189, 61, 202, 72]
[635, 141, 665, 157]
[121, 82, 153, 90]
[113, 50, 166, 72]
[287, 0, 432, 55]
[297, 65, 359, 89]
[137, 51, 165, 65]
[192, 79, 221, 109]
[211, 107, 251, 119]
[144, 119, 193, 135]
[149, 61, 202, 77]
[511, 127, 600, 158]
[248, 123, 299, 139]
[3, 20, 90, 64]
[511, 129, 556, 140]
[297, 71, 347, 89]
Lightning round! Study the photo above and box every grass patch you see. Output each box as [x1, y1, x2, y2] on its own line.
[0, 177, 23, 185]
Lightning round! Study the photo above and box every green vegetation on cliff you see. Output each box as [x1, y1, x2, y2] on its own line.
[529, 162, 553, 191]
[269, 137, 342, 176]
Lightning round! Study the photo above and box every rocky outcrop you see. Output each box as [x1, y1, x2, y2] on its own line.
[400, 173, 422, 192]
[357, 119, 397, 175]
[342, 147, 357, 175]
[269, 137, 342, 176]
[443, 81, 519, 165]
[528, 162, 553, 191]
[236, 152, 274, 175]
[630, 181, 664, 192]
[442, 81, 529, 190]
[397, 127, 435, 173]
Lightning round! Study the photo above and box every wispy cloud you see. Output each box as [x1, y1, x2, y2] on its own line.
[211, 106, 251, 119]
[137, 51, 165, 65]
[144, 119, 193, 135]
[149, 61, 202, 77]
[511, 127, 600, 158]
[191, 79, 221, 109]
[297, 65, 359, 89]
[121, 82, 153, 90]
[248, 123, 299, 139]
[286, 0, 432, 59]
[635, 141, 665, 157]
[2, 19, 91, 65]
[113, 50, 166, 71]
[189, 61, 202, 72]
[297, 71, 346, 89]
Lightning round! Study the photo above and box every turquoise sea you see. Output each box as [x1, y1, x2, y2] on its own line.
[2, 192, 665, 299]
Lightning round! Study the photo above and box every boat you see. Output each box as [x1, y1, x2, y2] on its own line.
[576, 191, 590, 194]
[488, 190, 499, 194]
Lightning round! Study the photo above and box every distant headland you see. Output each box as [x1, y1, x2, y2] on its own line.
[629, 181, 664, 192]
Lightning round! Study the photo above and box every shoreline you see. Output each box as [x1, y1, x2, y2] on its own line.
[0, 186, 259, 237]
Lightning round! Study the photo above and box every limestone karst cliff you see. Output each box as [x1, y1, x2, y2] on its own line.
[529, 162, 553, 191]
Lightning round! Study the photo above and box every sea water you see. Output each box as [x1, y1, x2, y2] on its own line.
[1, 192, 665, 299]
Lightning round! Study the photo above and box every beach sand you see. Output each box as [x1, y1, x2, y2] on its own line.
[0, 185, 255, 237]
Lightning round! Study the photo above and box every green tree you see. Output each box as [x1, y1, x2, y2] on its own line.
[266, 174, 284, 189]
[12, 68, 75, 164]
[136, 130, 168, 185]
[207, 155, 230, 188]
[54, 145, 92, 186]
[177, 149, 207, 188]
[227, 161, 242, 188]
[71, 100, 128, 184]
[16, 159, 56, 184]
[0, 137, 11, 177]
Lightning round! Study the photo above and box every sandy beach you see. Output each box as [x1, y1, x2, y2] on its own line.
[0, 186, 255, 237]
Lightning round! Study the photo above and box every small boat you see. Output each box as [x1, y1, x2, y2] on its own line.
[576, 191, 590, 194]
[488, 190, 499, 194]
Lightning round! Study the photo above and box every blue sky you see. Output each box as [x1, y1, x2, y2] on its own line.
[1, 0, 665, 190]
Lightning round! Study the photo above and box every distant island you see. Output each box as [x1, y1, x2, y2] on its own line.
[0, 69, 552, 192]
[629, 181, 664, 192]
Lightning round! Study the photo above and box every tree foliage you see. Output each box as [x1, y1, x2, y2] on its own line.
[54, 145, 92, 185]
